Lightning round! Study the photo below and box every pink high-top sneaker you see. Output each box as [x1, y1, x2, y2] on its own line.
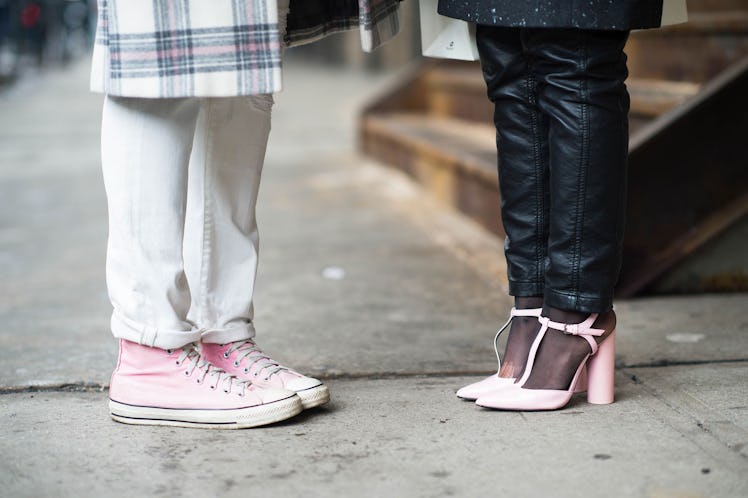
[109, 339, 303, 428]
[201, 340, 330, 409]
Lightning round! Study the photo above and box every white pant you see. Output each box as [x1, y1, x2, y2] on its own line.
[101, 94, 273, 349]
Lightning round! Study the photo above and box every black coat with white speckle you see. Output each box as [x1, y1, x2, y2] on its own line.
[437, 0, 664, 30]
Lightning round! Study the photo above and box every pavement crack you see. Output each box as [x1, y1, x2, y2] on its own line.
[618, 357, 748, 369]
[0, 382, 108, 394]
[621, 367, 748, 465]
[3, 358, 746, 393]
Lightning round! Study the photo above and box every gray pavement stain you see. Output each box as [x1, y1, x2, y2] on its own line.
[1, 59, 747, 496]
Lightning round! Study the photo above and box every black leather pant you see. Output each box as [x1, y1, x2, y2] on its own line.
[476, 25, 630, 313]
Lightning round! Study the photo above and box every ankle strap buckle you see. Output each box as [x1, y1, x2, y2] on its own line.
[539, 315, 605, 337]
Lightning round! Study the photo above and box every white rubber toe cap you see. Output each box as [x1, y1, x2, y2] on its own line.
[256, 387, 298, 404]
[286, 377, 323, 393]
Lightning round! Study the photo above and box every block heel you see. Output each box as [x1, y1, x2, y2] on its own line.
[587, 330, 616, 404]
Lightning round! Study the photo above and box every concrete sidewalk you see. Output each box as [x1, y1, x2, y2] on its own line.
[0, 59, 746, 498]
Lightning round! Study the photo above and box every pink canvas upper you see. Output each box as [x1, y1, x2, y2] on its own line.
[109, 339, 293, 409]
[201, 341, 322, 392]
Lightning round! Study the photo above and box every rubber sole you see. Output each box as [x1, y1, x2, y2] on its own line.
[109, 395, 303, 429]
[296, 384, 330, 409]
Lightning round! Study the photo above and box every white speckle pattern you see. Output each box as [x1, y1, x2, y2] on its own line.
[436, 0, 665, 30]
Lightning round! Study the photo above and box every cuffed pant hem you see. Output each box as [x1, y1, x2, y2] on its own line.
[111, 310, 201, 350]
[544, 289, 613, 314]
[200, 322, 256, 345]
[508, 281, 545, 297]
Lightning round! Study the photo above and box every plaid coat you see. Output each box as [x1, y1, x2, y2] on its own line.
[91, 0, 401, 98]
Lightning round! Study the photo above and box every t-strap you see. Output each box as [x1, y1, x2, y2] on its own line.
[539, 314, 605, 354]
[493, 307, 543, 371]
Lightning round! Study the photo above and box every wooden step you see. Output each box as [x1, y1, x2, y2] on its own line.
[686, 0, 748, 10]
[420, 63, 489, 123]
[360, 58, 748, 296]
[420, 62, 701, 123]
[627, 78, 701, 117]
[648, 10, 748, 35]
[627, 10, 748, 81]
[618, 57, 748, 295]
[362, 113, 502, 235]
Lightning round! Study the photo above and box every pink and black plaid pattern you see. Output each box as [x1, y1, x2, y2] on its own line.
[285, 0, 400, 51]
[91, 0, 402, 98]
[93, 0, 283, 97]
[359, 0, 401, 50]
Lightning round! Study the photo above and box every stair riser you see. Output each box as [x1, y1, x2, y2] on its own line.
[362, 126, 504, 237]
[686, 0, 748, 10]
[422, 64, 699, 124]
[427, 90, 493, 124]
[626, 34, 748, 82]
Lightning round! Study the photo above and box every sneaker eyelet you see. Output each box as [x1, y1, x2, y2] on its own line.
[264, 377, 269, 381]
[223, 389, 229, 394]
[233, 361, 240, 367]
[209, 385, 216, 390]
[223, 352, 229, 359]
[243, 368, 249, 373]
[196, 379, 201, 384]
[166, 349, 173, 354]
[175, 361, 181, 366]
[238, 393, 244, 397]
[184, 370, 189, 376]
[253, 372, 258, 377]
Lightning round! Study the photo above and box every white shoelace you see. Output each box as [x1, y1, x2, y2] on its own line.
[224, 340, 288, 381]
[173, 345, 250, 395]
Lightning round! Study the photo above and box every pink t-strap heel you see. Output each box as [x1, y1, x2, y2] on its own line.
[456, 307, 542, 400]
[475, 313, 615, 410]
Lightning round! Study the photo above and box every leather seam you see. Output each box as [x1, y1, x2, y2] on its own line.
[198, 99, 216, 325]
[526, 64, 544, 289]
[571, 32, 590, 309]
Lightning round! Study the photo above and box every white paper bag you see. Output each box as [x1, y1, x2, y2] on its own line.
[661, 0, 688, 26]
[419, 0, 479, 61]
